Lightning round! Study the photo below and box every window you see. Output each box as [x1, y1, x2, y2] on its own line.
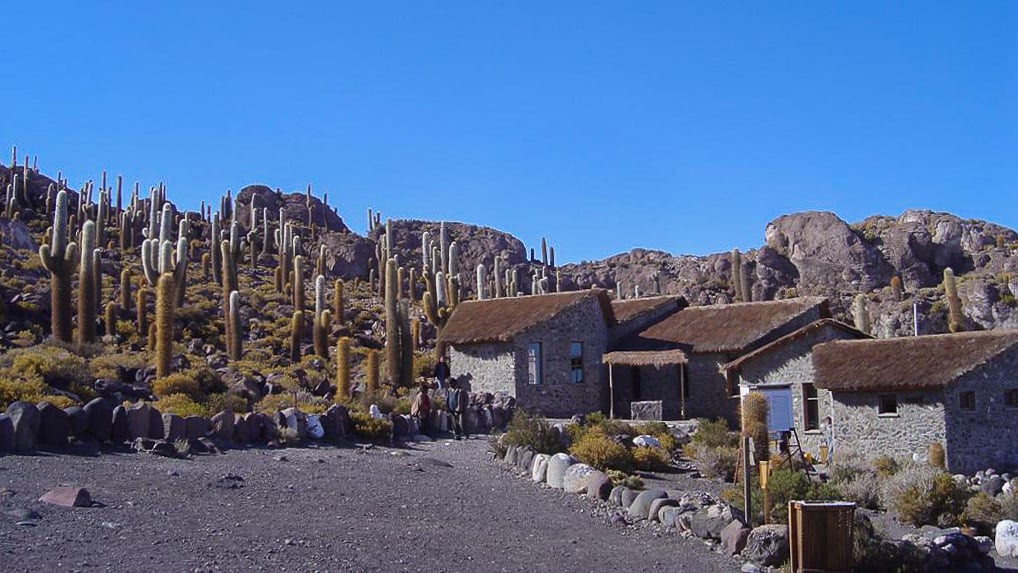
[959, 391, 976, 411]
[527, 342, 542, 385]
[803, 383, 819, 431]
[878, 394, 898, 416]
[569, 342, 584, 383]
[1006, 389, 1018, 408]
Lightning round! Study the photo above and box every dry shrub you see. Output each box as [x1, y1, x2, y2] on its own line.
[829, 448, 881, 510]
[38, 395, 78, 409]
[569, 431, 634, 473]
[0, 375, 46, 409]
[872, 454, 900, 478]
[503, 410, 561, 455]
[633, 446, 672, 471]
[690, 417, 737, 449]
[152, 373, 202, 401]
[157, 393, 209, 417]
[962, 492, 1003, 535]
[350, 411, 392, 439]
[206, 392, 248, 414]
[884, 463, 970, 527]
[928, 442, 946, 469]
[689, 443, 739, 481]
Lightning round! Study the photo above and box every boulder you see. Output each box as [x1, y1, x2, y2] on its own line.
[628, 489, 669, 519]
[111, 405, 129, 443]
[721, 520, 751, 555]
[609, 485, 629, 507]
[83, 398, 113, 442]
[232, 415, 250, 443]
[147, 406, 164, 439]
[744, 524, 789, 567]
[162, 414, 186, 442]
[584, 471, 613, 501]
[64, 406, 88, 437]
[504, 445, 519, 466]
[658, 506, 682, 528]
[648, 498, 679, 523]
[563, 463, 597, 494]
[516, 447, 536, 473]
[531, 453, 550, 483]
[621, 488, 640, 509]
[0, 414, 13, 452]
[981, 475, 1005, 497]
[125, 402, 151, 440]
[321, 404, 352, 442]
[248, 412, 277, 442]
[185, 416, 211, 440]
[690, 503, 740, 540]
[545, 453, 575, 489]
[996, 520, 1018, 558]
[211, 410, 235, 442]
[39, 487, 92, 508]
[632, 435, 661, 448]
[6, 401, 40, 451]
[36, 402, 69, 447]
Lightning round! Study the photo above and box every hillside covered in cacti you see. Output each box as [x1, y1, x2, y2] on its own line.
[1, 151, 1017, 419]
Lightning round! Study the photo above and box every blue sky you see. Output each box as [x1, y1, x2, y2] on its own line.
[3, 2, 1015, 262]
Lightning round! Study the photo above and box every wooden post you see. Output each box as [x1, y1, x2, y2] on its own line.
[760, 460, 770, 524]
[743, 435, 753, 529]
[609, 363, 615, 419]
[679, 362, 686, 419]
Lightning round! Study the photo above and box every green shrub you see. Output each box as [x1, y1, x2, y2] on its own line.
[962, 492, 1003, 535]
[890, 470, 970, 527]
[152, 373, 202, 401]
[350, 411, 392, 439]
[0, 375, 47, 409]
[206, 392, 249, 414]
[569, 431, 634, 473]
[633, 446, 672, 471]
[1001, 490, 1018, 522]
[688, 443, 739, 481]
[157, 393, 209, 417]
[4, 345, 90, 387]
[502, 410, 561, 455]
[691, 418, 737, 449]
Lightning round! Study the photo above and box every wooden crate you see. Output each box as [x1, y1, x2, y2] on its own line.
[788, 501, 856, 573]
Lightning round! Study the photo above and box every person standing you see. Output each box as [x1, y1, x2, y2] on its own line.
[433, 356, 451, 389]
[410, 381, 432, 437]
[444, 377, 467, 440]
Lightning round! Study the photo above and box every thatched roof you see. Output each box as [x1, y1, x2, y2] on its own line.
[616, 297, 830, 354]
[814, 330, 1018, 392]
[723, 319, 870, 372]
[611, 296, 686, 324]
[603, 349, 688, 366]
[438, 290, 616, 346]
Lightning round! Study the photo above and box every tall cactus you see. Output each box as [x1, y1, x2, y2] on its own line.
[853, 294, 870, 334]
[137, 285, 148, 340]
[293, 255, 305, 313]
[211, 213, 223, 285]
[39, 190, 78, 342]
[289, 310, 304, 364]
[155, 273, 175, 378]
[476, 263, 487, 300]
[227, 290, 242, 361]
[731, 249, 744, 302]
[333, 279, 344, 327]
[314, 310, 331, 359]
[944, 267, 964, 332]
[77, 220, 98, 348]
[104, 301, 117, 337]
[335, 337, 350, 402]
[384, 258, 401, 386]
[366, 349, 379, 397]
[119, 268, 132, 313]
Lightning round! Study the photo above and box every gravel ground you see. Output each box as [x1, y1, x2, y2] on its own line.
[0, 439, 741, 573]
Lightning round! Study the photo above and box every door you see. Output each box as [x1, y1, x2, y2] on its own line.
[755, 387, 794, 433]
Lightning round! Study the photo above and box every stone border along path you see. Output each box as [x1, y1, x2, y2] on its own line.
[0, 435, 740, 572]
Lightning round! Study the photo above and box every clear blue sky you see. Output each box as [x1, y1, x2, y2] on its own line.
[3, 2, 1015, 263]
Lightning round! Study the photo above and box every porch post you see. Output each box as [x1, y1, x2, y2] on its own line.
[608, 363, 615, 420]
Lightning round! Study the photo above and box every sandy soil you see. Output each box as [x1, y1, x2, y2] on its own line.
[0, 439, 741, 573]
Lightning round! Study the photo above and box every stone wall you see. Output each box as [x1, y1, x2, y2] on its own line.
[448, 296, 607, 418]
[736, 324, 861, 456]
[944, 348, 1018, 474]
[831, 390, 946, 464]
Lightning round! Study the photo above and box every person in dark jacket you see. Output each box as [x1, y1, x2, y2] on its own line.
[433, 356, 451, 389]
[444, 377, 467, 440]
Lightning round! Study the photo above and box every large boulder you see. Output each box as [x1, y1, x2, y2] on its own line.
[0, 414, 14, 452]
[162, 414, 186, 442]
[504, 445, 519, 467]
[562, 463, 597, 494]
[648, 498, 679, 523]
[321, 404, 352, 442]
[280, 408, 307, 440]
[185, 415, 211, 440]
[147, 406, 164, 439]
[64, 406, 88, 437]
[609, 485, 629, 507]
[996, 520, 1018, 558]
[584, 471, 613, 501]
[720, 520, 751, 555]
[545, 453, 575, 489]
[211, 410, 235, 442]
[516, 447, 536, 473]
[531, 453, 551, 483]
[125, 403, 151, 440]
[744, 524, 789, 567]
[110, 405, 129, 443]
[83, 398, 113, 442]
[689, 503, 740, 541]
[232, 415, 250, 444]
[6, 401, 40, 451]
[36, 402, 70, 447]
[628, 489, 669, 519]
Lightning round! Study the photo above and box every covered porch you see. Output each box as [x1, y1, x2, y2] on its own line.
[602, 349, 688, 420]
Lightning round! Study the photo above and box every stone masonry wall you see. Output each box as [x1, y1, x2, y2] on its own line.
[831, 390, 946, 463]
[449, 343, 516, 396]
[737, 324, 861, 457]
[944, 348, 1018, 474]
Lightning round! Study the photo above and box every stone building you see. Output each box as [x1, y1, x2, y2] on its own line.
[606, 297, 831, 423]
[437, 290, 616, 418]
[813, 330, 1018, 474]
[723, 319, 869, 456]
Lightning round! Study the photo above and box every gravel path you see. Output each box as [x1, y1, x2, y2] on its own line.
[0, 439, 740, 573]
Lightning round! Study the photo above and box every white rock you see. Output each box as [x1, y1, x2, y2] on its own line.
[633, 435, 661, 448]
[531, 453, 551, 483]
[995, 520, 1018, 558]
[546, 453, 575, 489]
[562, 463, 596, 494]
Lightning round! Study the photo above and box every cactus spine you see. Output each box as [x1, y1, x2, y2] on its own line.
[39, 190, 79, 342]
[155, 273, 175, 378]
[335, 337, 350, 402]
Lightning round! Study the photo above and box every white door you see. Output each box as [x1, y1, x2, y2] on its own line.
[756, 387, 794, 433]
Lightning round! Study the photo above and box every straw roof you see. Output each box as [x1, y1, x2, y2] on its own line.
[438, 289, 616, 346]
[814, 330, 1018, 392]
[616, 297, 830, 354]
[611, 296, 686, 325]
[603, 349, 688, 366]
[723, 319, 869, 372]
